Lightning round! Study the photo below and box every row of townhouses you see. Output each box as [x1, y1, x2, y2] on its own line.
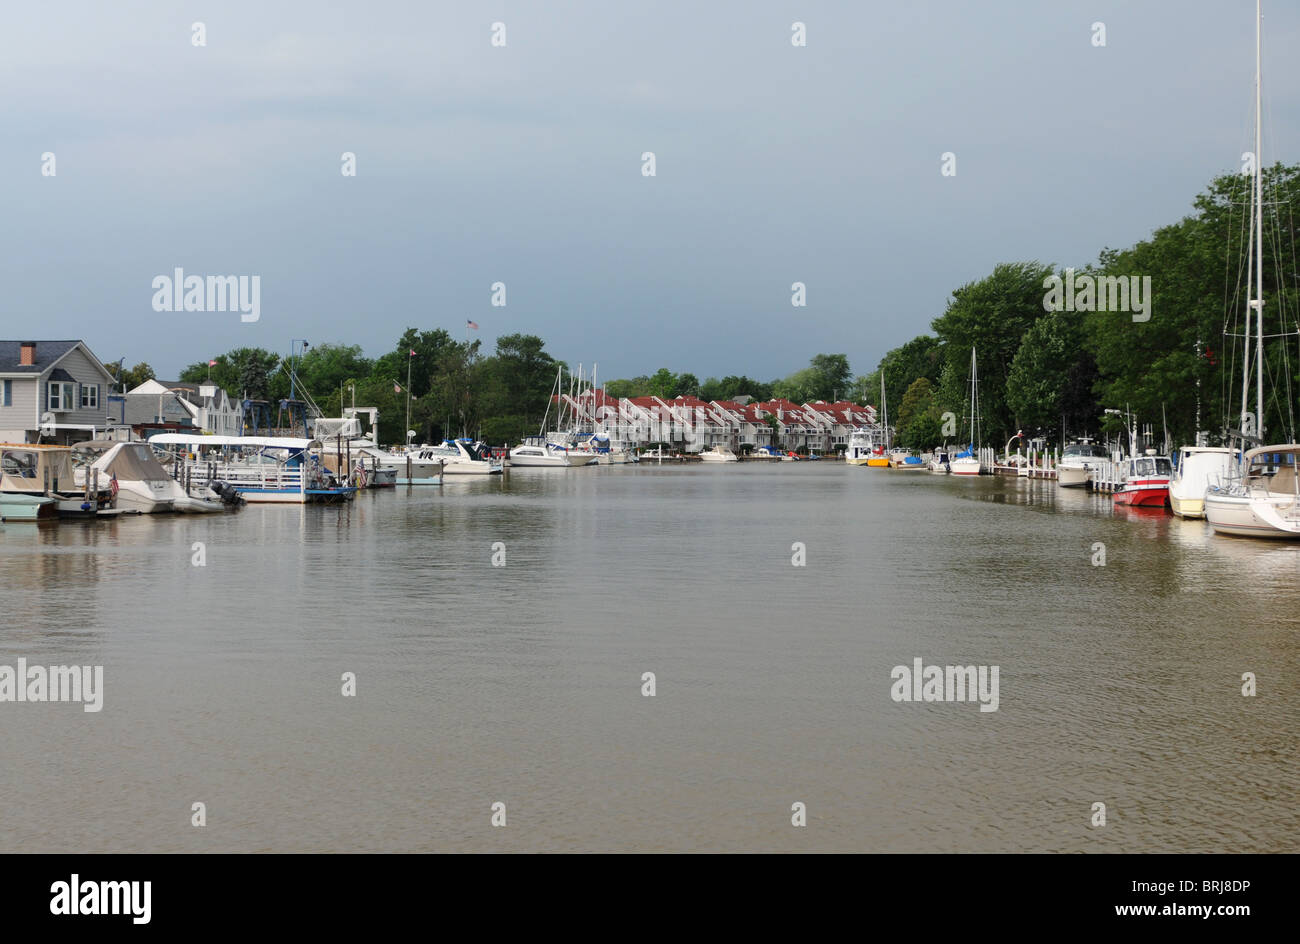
[1, 340, 243, 444]
[559, 390, 878, 453]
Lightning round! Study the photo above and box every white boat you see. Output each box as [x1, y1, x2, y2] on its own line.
[846, 426, 886, 466]
[510, 437, 592, 467]
[415, 439, 504, 474]
[1169, 446, 1238, 518]
[572, 435, 634, 464]
[349, 440, 443, 485]
[74, 440, 224, 513]
[150, 434, 356, 503]
[928, 447, 951, 473]
[950, 348, 983, 475]
[1057, 439, 1110, 489]
[698, 444, 739, 462]
[1206, 446, 1300, 537]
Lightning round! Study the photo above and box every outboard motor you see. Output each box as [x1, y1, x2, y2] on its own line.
[209, 480, 244, 505]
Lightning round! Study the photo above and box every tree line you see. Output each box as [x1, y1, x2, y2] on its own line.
[872, 163, 1300, 450]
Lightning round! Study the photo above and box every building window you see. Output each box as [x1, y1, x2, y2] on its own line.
[1, 379, 9, 407]
[47, 381, 75, 411]
[80, 384, 98, 409]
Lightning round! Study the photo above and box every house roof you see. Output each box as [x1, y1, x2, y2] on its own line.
[0, 340, 82, 373]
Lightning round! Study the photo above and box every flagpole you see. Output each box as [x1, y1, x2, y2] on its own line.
[405, 354, 412, 447]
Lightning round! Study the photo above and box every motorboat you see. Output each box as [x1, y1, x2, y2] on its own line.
[71, 440, 184, 513]
[510, 437, 593, 467]
[415, 439, 504, 474]
[1113, 451, 1172, 507]
[0, 493, 58, 521]
[350, 440, 443, 485]
[928, 447, 951, 474]
[698, 444, 739, 462]
[845, 426, 886, 466]
[1057, 439, 1109, 488]
[0, 443, 116, 517]
[1169, 446, 1238, 519]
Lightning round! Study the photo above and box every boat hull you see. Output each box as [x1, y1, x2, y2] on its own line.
[950, 459, 981, 476]
[0, 494, 58, 520]
[1206, 490, 1300, 538]
[1113, 484, 1169, 507]
[1169, 493, 1204, 519]
[1056, 465, 1091, 488]
[865, 457, 890, 467]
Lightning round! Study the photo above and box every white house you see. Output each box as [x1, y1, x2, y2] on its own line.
[118, 379, 244, 436]
[0, 340, 115, 444]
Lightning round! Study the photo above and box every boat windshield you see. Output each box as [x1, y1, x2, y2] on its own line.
[1129, 457, 1172, 476]
[1063, 443, 1108, 458]
[1, 450, 39, 478]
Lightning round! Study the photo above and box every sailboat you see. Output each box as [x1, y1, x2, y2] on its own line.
[1205, 1, 1300, 537]
[866, 374, 891, 466]
[950, 348, 982, 475]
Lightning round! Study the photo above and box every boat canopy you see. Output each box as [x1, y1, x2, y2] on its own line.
[1244, 445, 1300, 463]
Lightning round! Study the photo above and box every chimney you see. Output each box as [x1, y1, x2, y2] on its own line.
[19, 341, 36, 366]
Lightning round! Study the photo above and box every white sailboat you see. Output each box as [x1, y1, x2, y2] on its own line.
[950, 348, 982, 475]
[1205, 1, 1300, 537]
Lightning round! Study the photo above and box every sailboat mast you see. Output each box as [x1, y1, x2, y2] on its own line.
[1254, 0, 1265, 435]
[969, 348, 977, 445]
[880, 373, 888, 449]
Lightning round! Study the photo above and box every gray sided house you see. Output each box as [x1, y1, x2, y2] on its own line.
[0, 340, 115, 444]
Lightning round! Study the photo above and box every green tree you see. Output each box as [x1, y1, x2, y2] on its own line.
[1007, 310, 1103, 436]
[646, 368, 678, 399]
[808, 353, 852, 400]
[930, 262, 1055, 443]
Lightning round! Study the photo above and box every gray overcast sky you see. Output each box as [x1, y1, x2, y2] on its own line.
[3, 1, 1297, 382]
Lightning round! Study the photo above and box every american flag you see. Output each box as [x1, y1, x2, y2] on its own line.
[466, 320, 479, 331]
[208, 359, 217, 367]
[409, 349, 416, 357]
[393, 382, 401, 394]
[109, 474, 119, 498]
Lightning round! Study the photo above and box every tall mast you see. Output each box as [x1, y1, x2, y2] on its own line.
[969, 347, 977, 445]
[880, 373, 888, 449]
[1253, 0, 1265, 436]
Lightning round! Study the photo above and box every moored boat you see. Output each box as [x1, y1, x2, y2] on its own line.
[1169, 446, 1238, 519]
[1057, 439, 1109, 489]
[0, 443, 116, 517]
[0, 493, 58, 521]
[1113, 452, 1172, 507]
[1206, 446, 1300, 537]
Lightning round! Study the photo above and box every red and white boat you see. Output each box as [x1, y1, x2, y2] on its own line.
[1113, 452, 1172, 507]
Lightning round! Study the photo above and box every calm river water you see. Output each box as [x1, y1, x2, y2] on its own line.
[1, 463, 1295, 852]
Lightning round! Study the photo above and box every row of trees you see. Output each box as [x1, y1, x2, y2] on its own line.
[871, 164, 1300, 450]
[176, 332, 563, 446]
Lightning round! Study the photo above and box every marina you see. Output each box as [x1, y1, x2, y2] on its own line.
[4, 0, 1300, 874]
